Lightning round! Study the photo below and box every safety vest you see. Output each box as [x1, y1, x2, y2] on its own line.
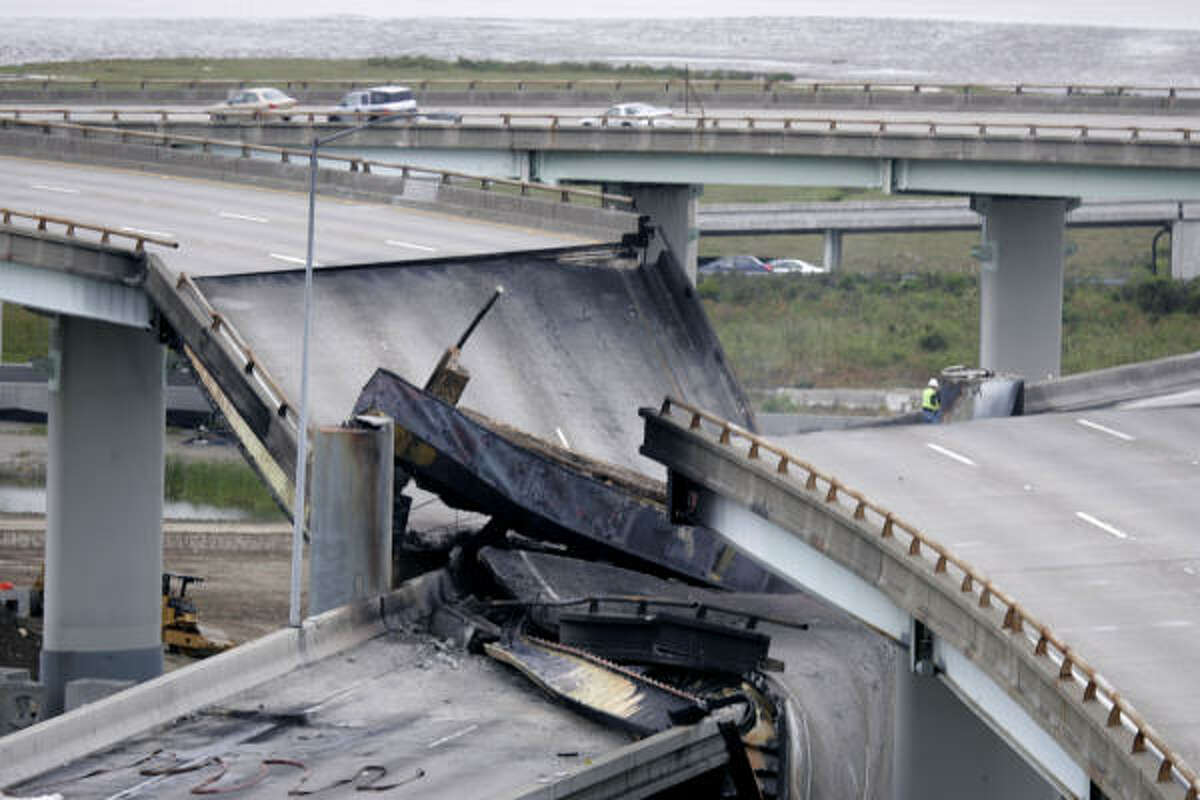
[922, 386, 940, 412]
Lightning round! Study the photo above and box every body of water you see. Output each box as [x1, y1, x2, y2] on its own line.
[3, 16, 1199, 86]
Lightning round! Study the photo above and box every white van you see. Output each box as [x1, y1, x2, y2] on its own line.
[328, 85, 418, 121]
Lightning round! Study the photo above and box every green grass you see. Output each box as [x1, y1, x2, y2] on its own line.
[0, 56, 791, 84]
[3, 306, 52, 364]
[699, 272, 1200, 389]
[164, 457, 282, 519]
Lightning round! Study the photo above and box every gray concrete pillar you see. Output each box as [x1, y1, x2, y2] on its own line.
[41, 316, 164, 716]
[1170, 212, 1200, 279]
[971, 196, 1071, 381]
[891, 655, 1057, 799]
[308, 418, 394, 617]
[823, 229, 843, 272]
[619, 184, 701, 282]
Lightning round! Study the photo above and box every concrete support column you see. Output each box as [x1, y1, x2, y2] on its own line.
[308, 419, 394, 617]
[1170, 207, 1200, 279]
[891, 655, 1057, 799]
[41, 316, 164, 716]
[971, 196, 1071, 380]
[823, 229, 843, 272]
[618, 184, 701, 283]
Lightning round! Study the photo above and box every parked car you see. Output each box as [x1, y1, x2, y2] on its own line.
[580, 102, 674, 128]
[699, 255, 773, 273]
[766, 258, 827, 274]
[207, 87, 296, 121]
[328, 85, 418, 122]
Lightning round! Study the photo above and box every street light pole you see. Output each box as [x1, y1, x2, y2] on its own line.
[289, 113, 410, 628]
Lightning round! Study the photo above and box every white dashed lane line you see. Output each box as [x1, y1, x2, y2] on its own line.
[268, 253, 317, 266]
[385, 239, 437, 252]
[555, 427, 571, 450]
[1075, 511, 1130, 540]
[219, 211, 270, 223]
[1076, 418, 1135, 441]
[925, 442, 976, 467]
[120, 226, 174, 239]
[30, 183, 80, 194]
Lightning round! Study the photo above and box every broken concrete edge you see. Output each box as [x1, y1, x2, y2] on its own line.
[638, 409, 1192, 800]
[493, 716, 726, 800]
[0, 570, 451, 790]
[1024, 349, 1200, 413]
[0, 128, 639, 242]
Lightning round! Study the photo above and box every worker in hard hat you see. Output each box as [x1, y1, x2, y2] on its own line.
[921, 378, 942, 423]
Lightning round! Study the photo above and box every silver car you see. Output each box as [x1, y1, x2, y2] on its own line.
[207, 87, 296, 121]
[581, 102, 674, 128]
[328, 85, 418, 122]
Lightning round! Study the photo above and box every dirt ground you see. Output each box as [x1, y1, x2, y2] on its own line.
[0, 421, 299, 671]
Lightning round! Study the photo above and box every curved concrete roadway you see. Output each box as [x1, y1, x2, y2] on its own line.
[771, 400, 1200, 770]
[0, 155, 599, 278]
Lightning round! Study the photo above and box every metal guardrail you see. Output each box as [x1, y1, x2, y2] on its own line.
[0, 206, 179, 252]
[4, 75, 1200, 101]
[654, 396, 1200, 800]
[2, 107, 1196, 146]
[172, 272, 296, 430]
[0, 117, 634, 210]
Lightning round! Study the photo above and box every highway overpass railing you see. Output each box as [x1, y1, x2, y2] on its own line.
[0, 206, 179, 253]
[3, 75, 1200, 106]
[647, 395, 1200, 800]
[0, 117, 634, 211]
[2, 107, 1197, 146]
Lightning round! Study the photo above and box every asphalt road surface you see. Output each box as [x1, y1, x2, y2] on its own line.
[0, 155, 598, 277]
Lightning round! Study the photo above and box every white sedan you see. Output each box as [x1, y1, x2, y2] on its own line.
[580, 102, 674, 128]
[767, 258, 827, 274]
[208, 87, 297, 121]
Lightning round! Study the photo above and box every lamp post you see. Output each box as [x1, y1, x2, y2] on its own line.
[289, 113, 410, 628]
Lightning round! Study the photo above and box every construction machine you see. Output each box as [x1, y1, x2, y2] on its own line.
[161, 572, 232, 658]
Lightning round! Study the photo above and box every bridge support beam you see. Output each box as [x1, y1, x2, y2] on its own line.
[823, 229, 843, 272]
[1171, 214, 1200, 279]
[612, 183, 701, 282]
[972, 196, 1071, 380]
[893, 654, 1059, 799]
[308, 419, 395, 617]
[41, 316, 164, 716]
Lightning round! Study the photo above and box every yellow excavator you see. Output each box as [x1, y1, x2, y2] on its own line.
[161, 572, 232, 658]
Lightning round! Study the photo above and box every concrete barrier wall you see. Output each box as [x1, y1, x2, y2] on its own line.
[1025, 349, 1200, 412]
[2, 86, 1198, 115]
[0, 128, 637, 241]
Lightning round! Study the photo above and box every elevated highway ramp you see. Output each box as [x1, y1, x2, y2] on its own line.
[640, 395, 1200, 799]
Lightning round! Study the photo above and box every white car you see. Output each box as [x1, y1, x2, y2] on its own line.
[208, 87, 296, 121]
[328, 85, 418, 122]
[581, 102, 674, 128]
[766, 258, 827, 274]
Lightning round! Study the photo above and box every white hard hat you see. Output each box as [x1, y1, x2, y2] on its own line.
[928, 378, 939, 388]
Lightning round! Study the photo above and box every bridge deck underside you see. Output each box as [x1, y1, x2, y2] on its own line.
[195, 250, 750, 475]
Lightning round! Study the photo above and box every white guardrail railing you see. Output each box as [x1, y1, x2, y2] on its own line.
[0, 117, 635, 210]
[656, 396, 1200, 800]
[1, 107, 1197, 145]
[3, 76, 1200, 101]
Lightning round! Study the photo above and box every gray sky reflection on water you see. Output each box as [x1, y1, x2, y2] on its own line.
[9, 0, 1200, 28]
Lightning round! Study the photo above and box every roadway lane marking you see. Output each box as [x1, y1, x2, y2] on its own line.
[385, 239, 437, 252]
[120, 225, 174, 239]
[1075, 511, 1129, 540]
[269, 253, 319, 266]
[1089, 625, 1120, 633]
[427, 724, 479, 749]
[555, 427, 571, 450]
[1076, 418, 1135, 441]
[925, 443, 976, 467]
[1152, 620, 1193, 629]
[218, 211, 269, 223]
[30, 183, 80, 194]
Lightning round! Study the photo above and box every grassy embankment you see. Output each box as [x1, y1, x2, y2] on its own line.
[3, 56, 1198, 503]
